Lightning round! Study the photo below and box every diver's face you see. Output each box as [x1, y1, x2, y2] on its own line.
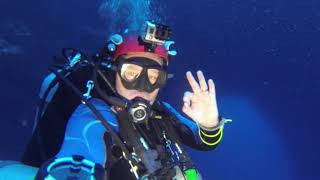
[115, 52, 164, 105]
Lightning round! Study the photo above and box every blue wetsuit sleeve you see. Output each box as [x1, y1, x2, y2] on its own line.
[56, 99, 119, 166]
[162, 102, 222, 151]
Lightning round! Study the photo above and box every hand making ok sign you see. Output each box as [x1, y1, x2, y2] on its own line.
[182, 70, 220, 129]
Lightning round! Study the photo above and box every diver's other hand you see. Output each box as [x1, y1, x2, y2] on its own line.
[182, 70, 219, 129]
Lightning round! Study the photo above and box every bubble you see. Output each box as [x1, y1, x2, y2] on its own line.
[98, 0, 167, 35]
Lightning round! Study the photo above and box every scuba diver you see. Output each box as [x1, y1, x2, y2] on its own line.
[1, 21, 231, 179]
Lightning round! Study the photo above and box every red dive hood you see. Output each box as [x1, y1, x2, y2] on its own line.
[113, 35, 169, 64]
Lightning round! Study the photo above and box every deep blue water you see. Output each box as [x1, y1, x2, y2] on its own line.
[1, 0, 319, 179]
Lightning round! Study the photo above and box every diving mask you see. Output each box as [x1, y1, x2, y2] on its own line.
[113, 56, 168, 93]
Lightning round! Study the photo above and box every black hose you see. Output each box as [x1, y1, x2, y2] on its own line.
[48, 67, 142, 170]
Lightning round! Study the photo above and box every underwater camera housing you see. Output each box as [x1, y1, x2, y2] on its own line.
[143, 21, 171, 45]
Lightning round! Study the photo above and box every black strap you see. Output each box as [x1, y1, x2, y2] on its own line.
[49, 67, 142, 170]
[154, 102, 196, 171]
[34, 67, 74, 162]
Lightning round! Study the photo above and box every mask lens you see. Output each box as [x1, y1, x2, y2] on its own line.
[147, 68, 160, 85]
[120, 63, 143, 82]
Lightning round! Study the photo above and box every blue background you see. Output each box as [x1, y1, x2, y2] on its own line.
[0, 0, 319, 179]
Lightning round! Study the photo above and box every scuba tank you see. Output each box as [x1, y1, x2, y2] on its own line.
[21, 48, 98, 167]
